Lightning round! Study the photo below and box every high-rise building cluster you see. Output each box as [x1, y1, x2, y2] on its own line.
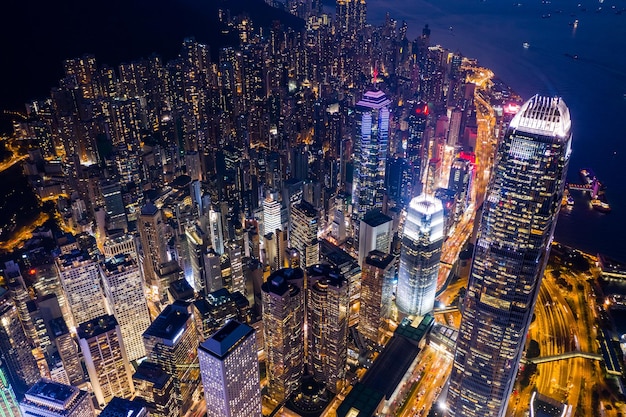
[1, 0, 571, 416]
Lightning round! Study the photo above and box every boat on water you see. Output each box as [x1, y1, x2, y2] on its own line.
[591, 198, 611, 213]
[578, 168, 611, 213]
[523, 42, 530, 49]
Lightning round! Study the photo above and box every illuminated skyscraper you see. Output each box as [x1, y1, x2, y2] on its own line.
[396, 194, 444, 316]
[198, 321, 262, 417]
[0, 361, 20, 417]
[132, 361, 180, 417]
[359, 250, 395, 346]
[447, 96, 572, 417]
[358, 210, 392, 267]
[143, 302, 200, 410]
[353, 90, 391, 229]
[336, 0, 366, 36]
[406, 101, 429, 198]
[262, 193, 282, 236]
[77, 315, 135, 408]
[0, 292, 41, 397]
[56, 251, 107, 329]
[137, 202, 169, 299]
[19, 379, 95, 417]
[261, 268, 305, 402]
[289, 200, 320, 268]
[100, 254, 151, 362]
[307, 264, 349, 393]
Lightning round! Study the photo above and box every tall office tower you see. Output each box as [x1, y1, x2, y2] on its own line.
[103, 233, 138, 262]
[262, 193, 282, 236]
[4, 261, 37, 346]
[101, 182, 128, 232]
[319, 240, 362, 327]
[185, 224, 207, 292]
[137, 202, 169, 294]
[143, 302, 200, 410]
[352, 90, 391, 234]
[448, 108, 463, 147]
[56, 250, 107, 329]
[447, 96, 572, 417]
[396, 194, 444, 316]
[225, 242, 245, 294]
[359, 250, 396, 346]
[335, 0, 366, 36]
[133, 361, 180, 417]
[100, 254, 151, 362]
[289, 200, 320, 268]
[208, 206, 225, 254]
[448, 158, 472, 222]
[0, 290, 41, 396]
[406, 101, 429, 198]
[198, 321, 262, 417]
[358, 210, 393, 267]
[307, 264, 349, 393]
[261, 268, 305, 402]
[20, 379, 95, 417]
[203, 248, 223, 293]
[77, 315, 135, 408]
[0, 362, 20, 417]
[49, 317, 84, 386]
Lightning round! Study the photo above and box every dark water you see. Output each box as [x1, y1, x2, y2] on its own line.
[363, 0, 626, 260]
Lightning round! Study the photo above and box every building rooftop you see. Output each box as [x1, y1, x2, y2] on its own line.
[356, 90, 392, 110]
[307, 264, 345, 288]
[102, 254, 137, 274]
[509, 95, 571, 138]
[24, 379, 80, 408]
[320, 239, 357, 269]
[529, 391, 571, 417]
[168, 279, 194, 301]
[361, 210, 392, 228]
[100, 397, 147, 417]
[143, 303, 190, 343]
[199, 320, 254, 359]
[364, 250, 395, 270]
[140, 201, 159, 216]
[133, 361, 171, 390]
[408, 194, 444, 216]
[77, 315, 118, 339]
[336, 383, 385, 417]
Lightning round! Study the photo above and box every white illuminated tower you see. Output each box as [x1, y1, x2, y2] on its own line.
[198, 321, 261, 417]
[353, 90, 391, 228]
[396, 194, 444, 316]
[78, 315, 135, 408]
[56, 251, 107, 329]
[447, 96, 572, 417]
[263, 193, 282, 236]
[100, 254, 151, 362]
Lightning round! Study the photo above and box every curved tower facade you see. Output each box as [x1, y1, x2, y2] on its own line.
[261, 268, 305, 403]
[396, 194, 444, 316]
[307, 264, 349, 394]
[447, 95, 572, 417]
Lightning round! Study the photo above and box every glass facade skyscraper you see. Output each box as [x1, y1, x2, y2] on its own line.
[447, 95, 572, 417]
[396, 193, 444, 316]
[353, 90, 391, 226]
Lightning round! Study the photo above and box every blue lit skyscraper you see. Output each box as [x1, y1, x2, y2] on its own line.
[353, 90, 391, 228]
[447, 95, 572, 417]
